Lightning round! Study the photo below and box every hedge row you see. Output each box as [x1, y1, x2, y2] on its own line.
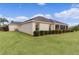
[0, 26, 9, 31]
[33, 30, 74, 36]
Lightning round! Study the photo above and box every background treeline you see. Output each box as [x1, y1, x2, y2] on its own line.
[69, 24, 79, 31]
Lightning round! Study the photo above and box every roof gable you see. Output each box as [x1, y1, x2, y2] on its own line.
[10, 16, 68, 25]
[24, 16, 67, 25]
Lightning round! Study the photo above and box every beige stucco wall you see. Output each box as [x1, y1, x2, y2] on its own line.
[32, 22, 55, 31]
[19, 22, 34, 35]
[9, 21, 68, 35]
[37, 23, 55, 31]
[9, 22, 36, 35]
[51, 24, 55, 30]
[9, 24, 20, 31]
[39, 23, 49, 30]
[18, 22, 56, 35]
[32, 22, 36, 32]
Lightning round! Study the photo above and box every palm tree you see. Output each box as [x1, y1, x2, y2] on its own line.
[0, 18, 8, 27]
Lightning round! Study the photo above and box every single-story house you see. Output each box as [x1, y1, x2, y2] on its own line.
[9, 16, 68, 35]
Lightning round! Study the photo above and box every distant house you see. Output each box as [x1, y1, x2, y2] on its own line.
[9, 16, 68, 35]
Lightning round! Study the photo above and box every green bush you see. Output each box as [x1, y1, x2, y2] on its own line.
[53, 30, 56, 34]
[62, 30, 65, 33]
[51, 30, 54, 34]
[33, 31, 40, 36]
[58, 30, 62, 34]
[33, 30, 74, 36]
[44, 31, 48, 35]
[40, 31, 44, 36]
[0, 26, 9, 31]
[55, 30, 58, 34]
[49, 30, 52, 34]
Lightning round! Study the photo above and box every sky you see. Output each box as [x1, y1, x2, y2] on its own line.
[0, 3, 79, 26]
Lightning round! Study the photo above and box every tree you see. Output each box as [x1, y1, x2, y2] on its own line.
[70, 24, 79, 31]
[0, 18, 8, 27]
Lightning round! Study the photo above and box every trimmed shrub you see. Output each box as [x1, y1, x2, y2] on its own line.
[51, 30, 55, 34]
[62, 30, 64, 33]
[4, 26, 9, 31]
[44, 31, 48, 35]
[40, 31, 44, 36]
[55, 30, 58, 34]
[0, 26, 9, 31]
[49, 30, 52, 34]
[58, 30, 62, 34]
[33, 31, 40, 36]
[33, 29, 74, 36]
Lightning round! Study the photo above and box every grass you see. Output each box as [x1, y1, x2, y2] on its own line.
[0, 31, 79, 55]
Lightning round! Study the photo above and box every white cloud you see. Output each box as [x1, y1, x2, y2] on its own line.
[54, 8, 79, 19]
[15, 16, 29, 20]
[73, 16, 79, 19]
[5, 17, 14, 21]
[15, 16, 29, 22]
[37, 3, 46, 5]
[54, 7, 79, 26]
[32, 14, 44, 18]
[68, 23, 79, 27]
[31, 14, 53, 19]
[5, 16, 29, 22]
[3, 17, 15, 23]
[0, 14, 53, 22]
[45, 14, 53, 19]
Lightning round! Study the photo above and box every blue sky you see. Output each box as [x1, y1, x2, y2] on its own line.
[0, 3, 79, 26]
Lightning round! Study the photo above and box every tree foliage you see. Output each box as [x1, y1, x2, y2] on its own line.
[0, 18, 8, 26]
[70, 24, 79, 31]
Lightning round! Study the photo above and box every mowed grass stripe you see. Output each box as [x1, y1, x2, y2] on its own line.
[0, 31, 79, 54]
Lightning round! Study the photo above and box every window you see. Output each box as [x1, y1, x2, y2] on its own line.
[55, 25, 59, 30]
[35, 23, 39, 31]
[60, 25, 65, 30]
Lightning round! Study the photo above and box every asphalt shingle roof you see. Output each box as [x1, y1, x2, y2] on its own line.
[25, 16, 67, 25]
[10, 16, 68, 25]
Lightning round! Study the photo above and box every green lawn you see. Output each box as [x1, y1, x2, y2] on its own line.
[0, 31, 79, 55]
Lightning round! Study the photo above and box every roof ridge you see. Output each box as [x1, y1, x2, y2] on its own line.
[10, 16, 68, 25]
